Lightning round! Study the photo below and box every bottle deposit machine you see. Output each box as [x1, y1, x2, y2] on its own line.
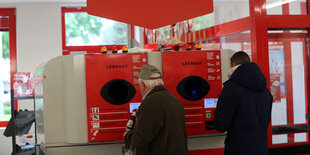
[85, 53, 148, 142]
[162, 50, 223, 135]
[34, 52, 149, 154]
[34, 49, 235, 154]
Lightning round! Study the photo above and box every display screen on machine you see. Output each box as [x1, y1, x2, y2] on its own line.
[130, 102, 141, 113]
[204, 98, 218, 109]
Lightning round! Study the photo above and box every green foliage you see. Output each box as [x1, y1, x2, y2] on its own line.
[1, 32, 10, 59]
[65, 12, 127, 46]
[101, 21, 127, 45]
[192, 13, 214, 31]
[0, 105, 11, 121]
[4, 105, 10, 115]
[65, 13, 103, 44]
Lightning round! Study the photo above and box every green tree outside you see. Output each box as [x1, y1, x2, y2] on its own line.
[1, 32, 9, 59]
[192, 13, 214, 31]
[65, 12, 127, 46]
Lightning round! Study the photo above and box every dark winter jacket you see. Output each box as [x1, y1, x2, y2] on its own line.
[213, 62, 273, 155]
[125, 85, 188, 155]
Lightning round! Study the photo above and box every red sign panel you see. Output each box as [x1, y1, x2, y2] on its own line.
[13, 72, 33, 97]
[270, 73, 281, 103]
[162, 50, 222, 135]
[85, 53, 148, 142]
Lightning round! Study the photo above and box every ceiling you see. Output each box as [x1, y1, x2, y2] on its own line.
[0, 0, 85, 3]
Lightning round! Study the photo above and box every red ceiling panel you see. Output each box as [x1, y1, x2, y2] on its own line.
[87, 0, 213, 29]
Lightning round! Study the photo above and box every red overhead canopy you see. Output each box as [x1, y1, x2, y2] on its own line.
[87, 0, 213, 29]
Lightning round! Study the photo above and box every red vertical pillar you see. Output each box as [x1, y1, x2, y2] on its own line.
[283, 40, 295, 143]
[249, 0, 269, 82]
[282, 4, 295, 143]
[249, 0, 272, 146]
[7, 9, 18, 111]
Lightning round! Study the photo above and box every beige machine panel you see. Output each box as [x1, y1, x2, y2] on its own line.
[41, 56, 65, 144]
[62, 55, 88, 143]
[221, 49, 237, 83]
[37, 55, 89, 146]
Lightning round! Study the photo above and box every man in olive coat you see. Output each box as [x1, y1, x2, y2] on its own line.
[125, 65, 188, 155]
[213, 51, 273, 155]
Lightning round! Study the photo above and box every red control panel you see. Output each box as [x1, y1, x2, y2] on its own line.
[162, 50, 222, 135]
[85, 53, 148, 142]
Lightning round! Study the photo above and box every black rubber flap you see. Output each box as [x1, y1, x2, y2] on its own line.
[177, 76, 210, 101]
[100, 79, 136, 105]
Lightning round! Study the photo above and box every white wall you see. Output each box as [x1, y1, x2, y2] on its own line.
[0, 128, 11, 155]
[16, 3, 62, 72]
[0, 2, 85, 154]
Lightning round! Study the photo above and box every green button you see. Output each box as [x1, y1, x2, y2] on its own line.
[206, 113, 211, 118]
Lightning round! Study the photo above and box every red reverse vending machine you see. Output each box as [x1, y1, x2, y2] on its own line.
[162, 50, 222, 135]
[85, 53, 148, 142]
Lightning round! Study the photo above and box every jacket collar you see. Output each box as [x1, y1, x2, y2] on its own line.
[145, 85, 167, 99]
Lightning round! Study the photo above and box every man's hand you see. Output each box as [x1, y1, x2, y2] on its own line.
[123, 127, 131, 136]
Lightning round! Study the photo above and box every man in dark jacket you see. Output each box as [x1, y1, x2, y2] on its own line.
[125, 65, 188, 155]
[213, 51, 273, 155]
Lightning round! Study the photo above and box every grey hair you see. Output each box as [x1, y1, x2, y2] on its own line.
[138, 73, 164, 88]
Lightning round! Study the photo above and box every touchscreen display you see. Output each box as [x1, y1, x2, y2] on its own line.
[204, 98, 217, 108]
[130, 102, 141, 112]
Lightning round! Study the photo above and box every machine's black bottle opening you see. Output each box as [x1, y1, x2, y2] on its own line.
[177, 76, 210, 101]
[100, 79, 136, 105]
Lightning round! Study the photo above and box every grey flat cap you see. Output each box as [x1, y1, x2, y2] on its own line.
[136, 65, 162, 80]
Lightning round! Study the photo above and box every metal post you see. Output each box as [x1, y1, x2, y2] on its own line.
[35, 144, 40, 155]
[10, 89, 16, 155]
[33, 89, 37, 144]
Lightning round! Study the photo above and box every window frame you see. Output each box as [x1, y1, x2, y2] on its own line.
[62, 7, 133, 55]
[0, 8, 17, 127]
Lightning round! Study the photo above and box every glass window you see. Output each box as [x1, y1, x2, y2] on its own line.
[192, 13, 214, 31]
[201, 30, 251, 56]
[145, 0, 250, 45]
[157, 25, 171, 32]
[201, 30, 252, 83]
[64, 12, 128, 46]
[0, 30, 11, 122]
[213, 0, 250, 25]
[267, 0, 307, 15]
[191, 0, 249, 31]
[145, 25, 174, 45]
[268, 29, 309, 144]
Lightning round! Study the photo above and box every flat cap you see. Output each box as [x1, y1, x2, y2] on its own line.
[136, 65, 162, 80]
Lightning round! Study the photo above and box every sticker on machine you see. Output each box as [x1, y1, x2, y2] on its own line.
[93, 130, 99, 136]
[92, 115, 100, 120]
[208, 75, 216, 81]
[207, 62, 216, 66]
[92, 122, 100, 129]
[92, 107, 99, 113]
[207, 68, 216, 73]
